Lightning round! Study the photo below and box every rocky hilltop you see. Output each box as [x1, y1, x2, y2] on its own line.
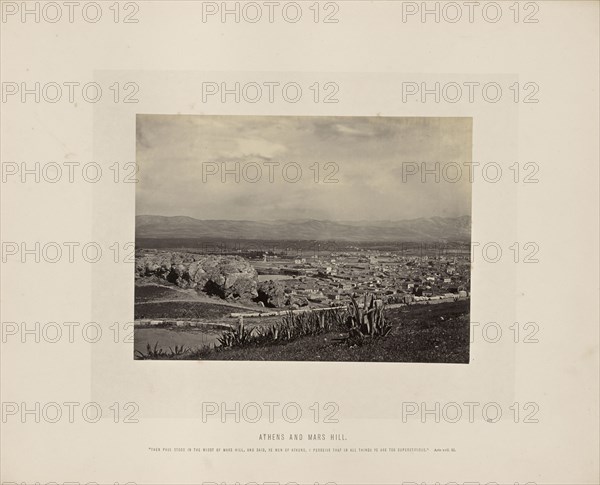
[135, 250, 258, 299]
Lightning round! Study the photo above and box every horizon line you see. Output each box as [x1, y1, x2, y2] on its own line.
[136, 214, 472, 223]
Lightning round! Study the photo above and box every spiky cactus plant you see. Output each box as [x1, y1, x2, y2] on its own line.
[347, 293, 392, 338]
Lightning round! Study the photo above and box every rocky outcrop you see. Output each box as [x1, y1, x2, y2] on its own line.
[256, 280, 286, 308]
[255, 281, 311, 309]
[135, 250, 258, 299]
[286, 295, 309, 308]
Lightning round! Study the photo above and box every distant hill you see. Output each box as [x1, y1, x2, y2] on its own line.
[136, 215, 471, 243]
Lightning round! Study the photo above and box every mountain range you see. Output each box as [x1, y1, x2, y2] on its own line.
[136, 215, 471, 242]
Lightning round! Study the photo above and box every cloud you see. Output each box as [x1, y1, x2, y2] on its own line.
[136, 115, 472, 221]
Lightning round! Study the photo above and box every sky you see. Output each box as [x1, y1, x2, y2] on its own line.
[136, 115, 472, 221]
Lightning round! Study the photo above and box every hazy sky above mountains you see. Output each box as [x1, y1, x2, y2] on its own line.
[136, 115, 472, 221]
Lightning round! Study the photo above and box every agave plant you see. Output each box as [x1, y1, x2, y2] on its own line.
[168, 344, 189, 356]
[217, 317, 256, 348]
[135, 342, 191, 359]
[347, 293, 392, 338]
[215, 307, 349, 349]
[135, 342, 164, 359]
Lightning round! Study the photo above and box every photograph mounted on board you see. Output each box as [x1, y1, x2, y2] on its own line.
[134, 115, 472, 362]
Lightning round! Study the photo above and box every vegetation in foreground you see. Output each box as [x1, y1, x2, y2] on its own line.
[134, 298, 470, 363]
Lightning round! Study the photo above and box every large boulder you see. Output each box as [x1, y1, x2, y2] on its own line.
[286, 295, 309, 307]
[201, 257, 259, 299]
[256, 280, 286, 308]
